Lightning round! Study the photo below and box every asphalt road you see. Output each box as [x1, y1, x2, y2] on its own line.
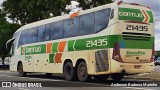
[154, 65, 160, 72]
[0, 71, 159, 90]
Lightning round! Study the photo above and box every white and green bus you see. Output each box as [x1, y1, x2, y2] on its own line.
[7, 1, 154, 81]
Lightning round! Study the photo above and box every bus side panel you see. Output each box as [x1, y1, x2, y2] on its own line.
[43, 54, 54, 73]
[23, 55, 34, 72]
[9, 56, 20, 72]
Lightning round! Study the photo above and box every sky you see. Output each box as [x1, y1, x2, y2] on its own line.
[0, 0, 160, 50]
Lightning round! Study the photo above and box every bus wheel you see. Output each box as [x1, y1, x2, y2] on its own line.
[111, 73, 124, 81]
[77, 61, 90, 82]
[94, 75, 109, 81]
[45, 73, 52, 77]
[18, 63, 26, 77]
[64, 62, 76, 81]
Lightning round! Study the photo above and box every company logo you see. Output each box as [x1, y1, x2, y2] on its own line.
[126, 51, 145, 57]
[26, 47, 41, 54]
[2, 82, 11, 87]
[119, 11, 143, 18]
[119, 8, 153, 23]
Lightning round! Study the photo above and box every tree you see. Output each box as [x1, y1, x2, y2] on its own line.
[78, 0, 112, 10]
[2, 0, 70, 25]
[0, 9, 21, 68]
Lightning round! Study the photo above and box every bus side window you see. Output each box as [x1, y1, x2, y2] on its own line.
[64, 17, 79, 38]
[50, 21, 63, 40]
[28, 28, 38, 43]
[18, 30, 28, 47]
[13, 31, 20, 49]
[45, 24, 50, 41]
[94, 9, 111, 33]
[79, 13, 94, 35]
[38, 25, 46, 42]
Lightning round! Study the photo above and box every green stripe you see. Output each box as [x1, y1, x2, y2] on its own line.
[52, 42, 58, 52]
[68, 40, 75, 51]
[147, 11, 154, 23]
[49, 54, 55, 63]
[21, 35, 154, 55]
[23, 44, 46, 55]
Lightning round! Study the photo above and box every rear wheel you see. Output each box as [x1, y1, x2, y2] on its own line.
[64, 62, 76, 81]
[111, 73, 124, 81]
[18, 63, 26, 77]
[77, 61, 90, 82]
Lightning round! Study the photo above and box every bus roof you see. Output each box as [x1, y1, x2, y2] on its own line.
[15, 3, 112, 33]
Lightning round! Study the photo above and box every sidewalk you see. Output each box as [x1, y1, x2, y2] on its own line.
[125, 71, 160, 81]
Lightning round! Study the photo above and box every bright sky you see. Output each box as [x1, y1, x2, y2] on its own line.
[0, 0, 2, 5]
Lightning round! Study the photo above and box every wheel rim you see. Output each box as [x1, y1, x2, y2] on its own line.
[79, 65, 86, 78]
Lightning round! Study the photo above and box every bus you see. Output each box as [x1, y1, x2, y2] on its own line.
[6, 1, 154, 82]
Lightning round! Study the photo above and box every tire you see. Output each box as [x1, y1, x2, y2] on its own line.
[77, 61, 90, 82]
[111, 73, 124, 81]
[94, 75, 109, 81]
[46, 73, 52, 77]
[64, 62, 76, 81]
[18, 63, 26, 77]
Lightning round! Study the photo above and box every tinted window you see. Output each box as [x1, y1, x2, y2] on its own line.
[50, 21, 63, 40]
[13, 31, 20, 49]
[18, 30, 28, 47]
[64, 17, 79, 38]
[79, 13, 94, 35]
[94, 9, 111, 33]
[28, 28, 38, 43]
[45, 24, 50, 41]
[38, 25, 45, 42]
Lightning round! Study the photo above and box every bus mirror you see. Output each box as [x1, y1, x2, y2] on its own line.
[6, 38, 15, 50]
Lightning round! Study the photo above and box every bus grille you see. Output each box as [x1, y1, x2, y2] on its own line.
[122, 32, 151, 41]
[95, 50, 109, 72]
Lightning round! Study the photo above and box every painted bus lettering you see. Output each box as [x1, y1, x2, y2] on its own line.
[119, 12, 143, 18]
[126, 25, 148, 31]
[26, 47, 41, 54]
[86, 39, 107, 48]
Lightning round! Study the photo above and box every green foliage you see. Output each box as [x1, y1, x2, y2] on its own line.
[2, 0, 112, 25]
[2, 0, 70, 25]
[0, 9, 21, 58]
[78, 0, 112, 10]
[156, 51, 160, 57]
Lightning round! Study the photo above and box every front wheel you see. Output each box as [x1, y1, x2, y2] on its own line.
[77, 61, 90, 82]
[18, 63, 27, 77]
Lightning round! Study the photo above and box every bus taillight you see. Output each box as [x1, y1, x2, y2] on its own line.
[117, 1, 123, 5]
[112, 42, 123, 62]
[150, 46, 154, 62]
